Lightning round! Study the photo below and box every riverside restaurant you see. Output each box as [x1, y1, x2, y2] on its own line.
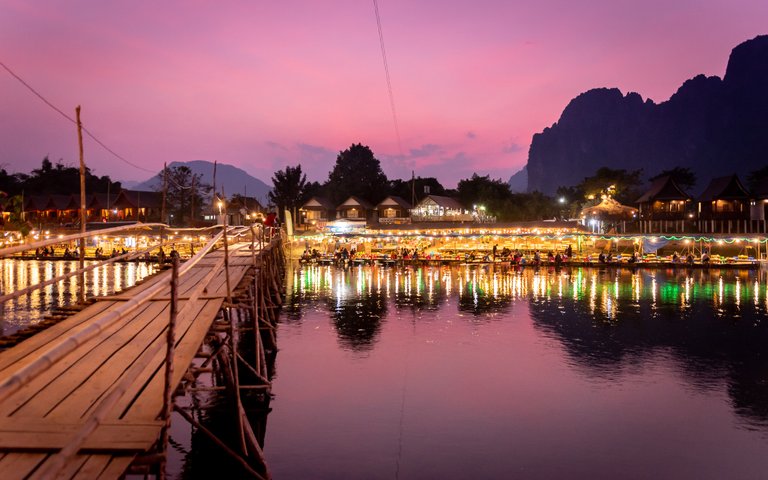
[294, 222, 767, 269]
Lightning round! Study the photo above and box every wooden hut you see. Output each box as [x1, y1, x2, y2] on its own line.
[376, 196, 412, 224]
[749, 178, 768, 233]
[22, 195, 49, 224]
[299, 197, 336, 229]
[635, 175, 693, 233]
[336, 196, 375, 222]
[113, 190, 163, 222]
[87, 193, 120, 222]
[697, 175, 751, 233]
[217, 195, 264, 225]
[43, 195, 78, 224]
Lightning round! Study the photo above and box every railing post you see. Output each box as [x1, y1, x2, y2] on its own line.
[224, 225, 233, 304]
[160, 255, 180, 479]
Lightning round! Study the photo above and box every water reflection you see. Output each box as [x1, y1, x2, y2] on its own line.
[0, 259, 158, 336]
[287, 264, 768, 429]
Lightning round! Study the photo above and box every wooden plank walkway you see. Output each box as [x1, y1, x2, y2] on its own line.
[0, 243, 257, 479]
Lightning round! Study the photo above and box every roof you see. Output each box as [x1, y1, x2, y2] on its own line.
[87, 193, 119, 210]
[301, 196, 336, 210]
[227, 195, 264, 211]
[698, 175, 750, 201]
[416, 195, 465, 211]
[580, 197, 637, 219]
[23, 195, 49, 211]
[376, 195, 412, 210]
[337, 196, 374, 210]
[46, 194, 77, 211]
[636, 176, 691, 203]
[114, 190, 163, 209]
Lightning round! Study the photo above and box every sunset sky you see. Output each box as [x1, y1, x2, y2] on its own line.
[1, 0, 767, 187]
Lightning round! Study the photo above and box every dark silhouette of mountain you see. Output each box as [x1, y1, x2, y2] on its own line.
[507, 165, 527, 192]
[527, 35, 768, 195]
[135, 160, 271, 203]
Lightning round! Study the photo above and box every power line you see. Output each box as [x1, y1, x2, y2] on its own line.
[0, 59, 156, 174]
[373, 0, 404, 157]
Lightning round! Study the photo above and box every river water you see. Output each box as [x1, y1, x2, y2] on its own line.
[263, 263, 768, 479]
[0, 258, 158, 336]
[4, 259, 768, 478]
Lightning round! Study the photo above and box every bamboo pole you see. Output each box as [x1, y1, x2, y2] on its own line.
[174, 405, 267, 480]
[236, 351, 270, 386]
[76, 106, 86, 305]
[222, 196, 233, 304]
[230, 308, 247, 454]
[159, 256, 180, 479]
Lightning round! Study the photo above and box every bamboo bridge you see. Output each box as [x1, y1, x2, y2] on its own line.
[0, 224, 285, 479]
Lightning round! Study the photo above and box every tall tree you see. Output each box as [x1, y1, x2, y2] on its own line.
[269, 164, 307, 221]
[155, 165, 210, 226]
[325, 143, 389, 204]
[456, 174, 513, 219]
[650, 167, 697, 190]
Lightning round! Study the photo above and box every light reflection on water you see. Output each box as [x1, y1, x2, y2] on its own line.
[268, 264, 768, 479]
[0, 259, 158, 336]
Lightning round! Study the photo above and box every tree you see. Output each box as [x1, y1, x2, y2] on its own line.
[578, 167, 643, 205]
[0, 167, 21, 197]
[301, 181, 324, 202]
[456, 174, 513, 219]
[21, 157, 120, 195]
[325, 143, 389, 204]
[555, 185, 585, 220]
[650, 167, 696, 190]
[389, 176, 446, 205]
[156, 165, 210, 226]
[747, 165, 768, 192]
[269, 164, 307, 221]
[0, 194, 28, 235]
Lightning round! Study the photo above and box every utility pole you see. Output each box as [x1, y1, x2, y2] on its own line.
[161, 162, 167, 225]
[212, 160, 217, 214]
[190, 175, 196, 226]
[76, 106, 86, 304]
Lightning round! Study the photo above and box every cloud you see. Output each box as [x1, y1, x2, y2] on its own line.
[296, 142, 335, 158]
[408, 144, 443, 158]
[466, 131, 477, 139]
[265, 141, 287, 151]
[502, 142, 524, 154]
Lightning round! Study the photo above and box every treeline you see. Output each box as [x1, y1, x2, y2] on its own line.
[0, 157, 120, 197]
[269, 143, 564, 222]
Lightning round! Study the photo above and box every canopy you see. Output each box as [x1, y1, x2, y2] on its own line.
[580, 197, 637, 220]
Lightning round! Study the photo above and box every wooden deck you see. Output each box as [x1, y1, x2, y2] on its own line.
[0, 243, 258, 479]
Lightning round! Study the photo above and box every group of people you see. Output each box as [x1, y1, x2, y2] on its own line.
[34, 246, 57, 258]
[492, 245, 574, 267]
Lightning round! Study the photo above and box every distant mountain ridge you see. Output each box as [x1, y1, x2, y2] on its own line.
[135, 160, 271, 203]
[525, 34, 768, 195]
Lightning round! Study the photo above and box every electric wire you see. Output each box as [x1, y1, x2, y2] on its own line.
[0, 59, 197, 190]
[373, 0, 404, 156]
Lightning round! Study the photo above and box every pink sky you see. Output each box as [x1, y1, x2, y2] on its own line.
[1, 0, 767, 188]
